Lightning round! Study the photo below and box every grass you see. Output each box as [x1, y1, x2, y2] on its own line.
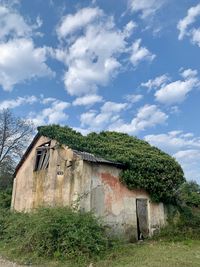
[95, 240, 200, 267]
[0, 239, 200, 267]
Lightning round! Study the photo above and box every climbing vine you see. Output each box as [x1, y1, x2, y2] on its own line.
[38, 125, 185, 203]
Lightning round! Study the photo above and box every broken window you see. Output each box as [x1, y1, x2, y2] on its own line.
[34, 142, 50, 171]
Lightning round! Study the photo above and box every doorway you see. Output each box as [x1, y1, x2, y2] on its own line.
[136, 198, 149, 240]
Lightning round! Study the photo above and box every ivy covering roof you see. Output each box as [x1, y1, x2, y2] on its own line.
[38, 125, 185, 203]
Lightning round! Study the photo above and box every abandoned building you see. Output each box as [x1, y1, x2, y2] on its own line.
[11, 133, 166, 241]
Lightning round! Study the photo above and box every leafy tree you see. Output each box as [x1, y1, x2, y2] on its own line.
[177, 181, 200, 207]
[38, 125, 185, 203]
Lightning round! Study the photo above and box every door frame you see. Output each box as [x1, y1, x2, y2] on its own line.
[136, 198, 150, 240]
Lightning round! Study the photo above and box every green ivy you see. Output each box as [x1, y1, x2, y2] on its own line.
[38, 125, 185, 203]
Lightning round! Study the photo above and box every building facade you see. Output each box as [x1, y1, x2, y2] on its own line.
[12, 135, 166, 241]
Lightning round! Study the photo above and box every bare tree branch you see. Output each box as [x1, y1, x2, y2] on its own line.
[0, 109, 34, 167]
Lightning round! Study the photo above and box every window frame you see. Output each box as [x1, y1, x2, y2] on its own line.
[34, 142, 51, 171]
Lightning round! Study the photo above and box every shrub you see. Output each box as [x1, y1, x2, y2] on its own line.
[38, 125, 185, 202]
[154, 204, 200, 241]
[177, 181, 200, 207]
[1, 207, 111, 262]
[0, 189, 12, 209]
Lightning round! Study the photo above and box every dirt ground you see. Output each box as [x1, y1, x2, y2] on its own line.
[0, 257, 25, 267]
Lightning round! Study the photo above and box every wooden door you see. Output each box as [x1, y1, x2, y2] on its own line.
[136, 199, 149, 239]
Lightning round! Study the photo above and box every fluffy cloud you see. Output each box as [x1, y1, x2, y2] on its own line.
[155, 69, 199, 105]
[124, 94, 143, 103]
[0, 38, 54, 91]
[0, 95, 37, 109]
[72, 94, 103, 106]
[29, 100, 70, 126]
[191, 28, 200, 47]
[55, 7, 153, 97]
[109, 104, 168, 134]
[177, 3, 200, 47]
[145, 131, 200, 182]
[123, 20, 137, 37]
[141, 74, 169, 91]
[177, 3, 200, 40]
[129, 0, 164, 19]
[57, 7, 103, 38]
[130, 39, 155, 66]
[0, 5, 31, 40]
[145, 131, 200, 152]
[0, 4, 53, 91]
[55, 10, 125, 96]
[80, 101, 128, 131]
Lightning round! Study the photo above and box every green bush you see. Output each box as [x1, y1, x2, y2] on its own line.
[177, 181, 200, 207]
[1, 207, 111, 262]
[0, 189, 12, 209]
[38, 125, 185, 202]
[154, 204, 200, 241]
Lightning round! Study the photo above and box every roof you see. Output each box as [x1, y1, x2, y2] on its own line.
[14, 134, 124, 176]
[73, 150, 123, 168]
[14, 133, 40, 177]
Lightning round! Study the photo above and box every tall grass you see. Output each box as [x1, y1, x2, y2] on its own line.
[0, 207, 113, 264]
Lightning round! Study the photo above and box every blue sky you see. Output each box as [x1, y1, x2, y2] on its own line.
[0, 0, 200, 183]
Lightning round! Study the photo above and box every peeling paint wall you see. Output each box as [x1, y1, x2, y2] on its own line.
[12, 136, 166, 241]
[11, 136, 90, 211]
[82, 162, 166, 241]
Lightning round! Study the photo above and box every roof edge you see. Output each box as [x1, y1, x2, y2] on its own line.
[14, 133, 41, 177]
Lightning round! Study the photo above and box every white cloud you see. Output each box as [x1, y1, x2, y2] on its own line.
[0, 5, 31, 40]
[0, 95, 37, 109]
[55, 7, 153, 97]
[109, 104, 168, 134]
[130, 39, 155, 66]
[141, 74, 169, 91]
[191, 28, 200, 47]
[145, 131, 200, 183]
[0, 4, 53, 91]
[80, 101, 128, 131]
[57, 7, 103, 38]
[129, 0, 164, 19]
[72, 94, 103, 106]
[155, 69, 199, 105]
[123, 20, 137, 37]
[177, 3, 200, 48]
[29, 100, 70, 126]
[177, 3, 200, 40]
[174, 149, 200, 161]
[145, 131, 200, 152]
[180, 68, 198, 79]
[0, 38, 54, 91]
[55, 9, 126, 96]
[124, 94, 143, 103]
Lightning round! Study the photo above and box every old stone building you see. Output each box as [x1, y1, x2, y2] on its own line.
[11, 134, 166, 241]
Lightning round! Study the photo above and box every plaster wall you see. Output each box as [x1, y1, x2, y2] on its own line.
[82, 162, 166, 241]
[11, 137, 90, 212]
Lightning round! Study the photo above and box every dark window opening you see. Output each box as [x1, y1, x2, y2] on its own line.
[34, 142, 50, 171]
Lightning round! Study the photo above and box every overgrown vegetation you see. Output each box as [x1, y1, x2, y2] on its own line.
[177, 181, 200, 207]
[153, 181, 200, 241]
[0, 207, 112, 265]
[38, 125, 185, 202]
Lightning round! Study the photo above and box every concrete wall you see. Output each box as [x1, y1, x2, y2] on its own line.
[12, 135, 166, 241]
[11, 136, 90, 211]
[81, 162, 166, 241]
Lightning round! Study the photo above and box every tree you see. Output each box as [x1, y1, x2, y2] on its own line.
[0, 109, 33, 189]
[177, 181, 200, 207]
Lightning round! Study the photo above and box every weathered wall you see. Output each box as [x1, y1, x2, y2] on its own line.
[11, 136, 90, 211]
[81, 162, 166, 241]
